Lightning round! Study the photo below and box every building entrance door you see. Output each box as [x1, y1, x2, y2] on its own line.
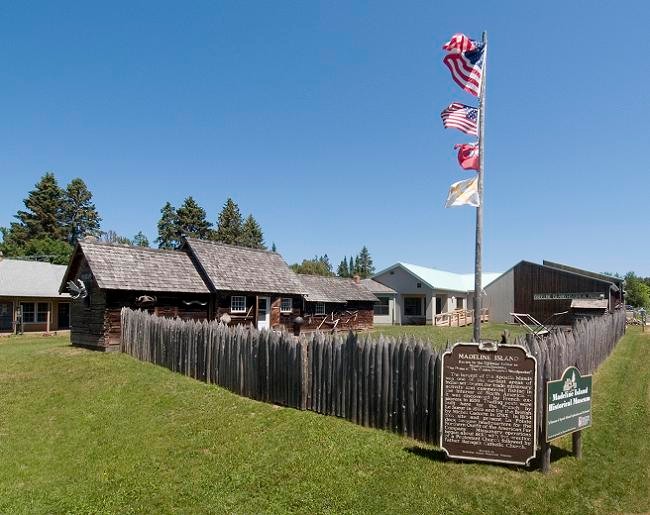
[58, 303, 70, 330]
[257, 297, 270, 330]
[0, 302, 12, 331]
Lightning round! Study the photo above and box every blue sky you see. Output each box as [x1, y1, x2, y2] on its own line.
[1, 1, 648, 276]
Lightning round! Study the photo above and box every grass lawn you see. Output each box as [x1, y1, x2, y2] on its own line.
[370, 322, 528, 347]
[0, 329, 648, 514]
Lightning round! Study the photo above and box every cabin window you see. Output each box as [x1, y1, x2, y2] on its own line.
[404, 297, 423, 317]
[375, 297, 390, 316]
[456, 297, 464, 309]
[314, 302, 326, 315]
[280, 298, 293, 313]
[20, 302, 49, 323]
[230, 296, 246, 313]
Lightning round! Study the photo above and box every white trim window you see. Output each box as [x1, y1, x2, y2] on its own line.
[21, 302, 49, 323]
[280, 298, 293, 313]
[230, 296, 246, 313]
[314, 302, 326, 315]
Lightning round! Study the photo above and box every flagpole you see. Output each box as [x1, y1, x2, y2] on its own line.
[473, 30, 487, 342]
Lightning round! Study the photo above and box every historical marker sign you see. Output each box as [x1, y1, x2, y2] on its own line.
[440, 343, 537, 466]
[546, 366, 592, 441]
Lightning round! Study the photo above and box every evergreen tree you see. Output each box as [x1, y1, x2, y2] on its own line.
[337, 256, 350, 277]
[349, 256, 354, 276]
[133, 231, 150, 247]
[355, 246, 375, 279]
[2, 173, 65, 249]
[239, 214, 266, 249]
[214, 198, 243, 245]
[271, 242, 277, 252]
[62, 178, 102, 245]
[176, 196, 212, 240]
[353, 255, 360, 275]
[156, 202, 180, 249]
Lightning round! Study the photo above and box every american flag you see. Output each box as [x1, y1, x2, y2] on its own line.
[441, 102, 478, 136]
[442, 34, 484, 97]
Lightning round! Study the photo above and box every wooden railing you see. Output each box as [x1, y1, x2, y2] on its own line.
[434, 308, 489, 327]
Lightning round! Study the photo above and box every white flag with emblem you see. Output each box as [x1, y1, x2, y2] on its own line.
[445, 175, 480, 208]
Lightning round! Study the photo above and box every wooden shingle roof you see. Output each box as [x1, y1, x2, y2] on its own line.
[185, 238, 307, 295]
[298, 274, 378, 303]
[360, 278, 397, 295]
[68, 241, 210, 293]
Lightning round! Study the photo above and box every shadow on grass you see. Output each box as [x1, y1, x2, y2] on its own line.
[405, 444, 574, 472]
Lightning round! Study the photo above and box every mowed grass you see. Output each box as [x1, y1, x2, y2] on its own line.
[371, 322, 528, 347]
[0, 329, 648, 514]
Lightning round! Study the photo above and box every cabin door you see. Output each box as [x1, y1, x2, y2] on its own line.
[257, 297, 271, 331]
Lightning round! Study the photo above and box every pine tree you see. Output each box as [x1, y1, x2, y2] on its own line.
[353, 255, 360, 275]
[239, 214, 266, 249]
[271, 242, 277, 252]
[337, 256, 350, 277]
[62, 178, 102, 245]
[3, 173, 65, 248]
[355, 246, 375, 279]
[214, 198, 243, 245]
[133, 231, 150, 247]
[176, 196, 212, 239]
[156, 202, 180, 249]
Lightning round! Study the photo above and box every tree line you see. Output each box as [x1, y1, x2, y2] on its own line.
[290, 246, 375, 279]
[0, 173, 103, 264]
[156, 198, 265, 250]
[0, 173, 268, 264]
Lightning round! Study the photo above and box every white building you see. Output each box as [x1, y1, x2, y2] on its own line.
[370, 262, 501, 325]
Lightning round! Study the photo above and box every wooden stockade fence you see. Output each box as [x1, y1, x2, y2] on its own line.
[121, 308, 441, 442]
[510, 308, 626, 439]
[120, 307, 625, 447]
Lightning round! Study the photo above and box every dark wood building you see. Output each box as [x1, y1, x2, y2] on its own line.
[181, 238, 308, 331]
[484, 260, 624, 326]
[60, 241, 211, 351]
[60, 238, 378, 351]
[297, 274, 378, 332]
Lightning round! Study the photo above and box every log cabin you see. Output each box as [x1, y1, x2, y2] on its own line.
[60, 238, 378, 351]
[298, 274, 377, 332]
[60, 241, 211, 351]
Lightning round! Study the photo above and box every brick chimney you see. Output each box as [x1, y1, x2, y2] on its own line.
[353, 274, 360, 284]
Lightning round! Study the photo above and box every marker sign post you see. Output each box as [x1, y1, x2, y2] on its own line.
[541, 366, 592, 472]
[546, 366, 592, 441]
[440, 342, 538, 466]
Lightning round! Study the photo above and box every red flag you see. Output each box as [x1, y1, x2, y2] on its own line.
[442, 34, 476, 53]
[442, 34, 484, 97]
[454, 143, 480, 170]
